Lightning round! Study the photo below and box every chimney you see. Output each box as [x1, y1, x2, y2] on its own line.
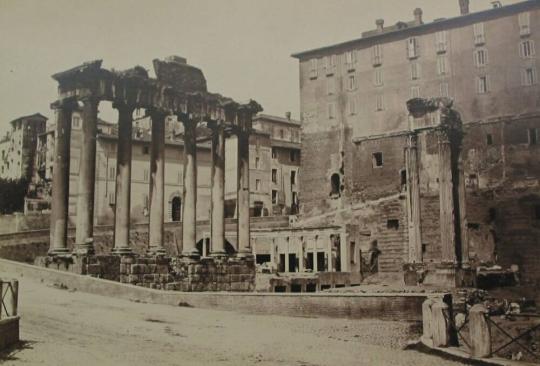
[376, 19, 384, 32]
[285, 112, 291, 120]
[414, 8, 423, 25]
[459, 0, 470, 15]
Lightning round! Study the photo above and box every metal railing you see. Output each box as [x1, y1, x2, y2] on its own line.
[0, 279, 19, 319]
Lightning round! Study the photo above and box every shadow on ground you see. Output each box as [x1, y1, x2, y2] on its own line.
[0, 340, 37, 362]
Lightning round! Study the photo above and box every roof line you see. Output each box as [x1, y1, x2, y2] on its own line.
[291, 0, 539, 59]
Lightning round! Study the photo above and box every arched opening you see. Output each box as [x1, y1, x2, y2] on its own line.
[171, 196, 181, 222]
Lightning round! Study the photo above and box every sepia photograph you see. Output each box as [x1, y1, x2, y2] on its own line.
[0, 0, 539, 364]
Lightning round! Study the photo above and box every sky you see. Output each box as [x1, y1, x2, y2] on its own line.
[0, 0, 522, 135]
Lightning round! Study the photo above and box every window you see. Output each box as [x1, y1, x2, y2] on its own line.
[108, 166, 115, 180]
[255, 157, 260, 169]
[518, 12, 531, 37]
[291, 170, 297, 185]
[348, 96, 357, 115]
[522, 67, 538, 86]
[325, 55, 337, 75]
[330, 173, 341, 196]
[328, 103, 335, 119]
[348, 74, 356, 91]
[72, 117, 80, 129]
[142, 146, 149, 155]
[271, 148, 277, 159]
[400, 169, 407, 187]
[435, 31, 448, 53]
[473, 23, 485, 45]
[407, 37, 419, 59]
[108, 190, 115, 205]
[387, 219, 399, 230]
[327, 77, 335, 95]
[272, 190, 278, 204]
[309, 58, 318, 79]
[345, 50, 356, 70]
[410, 86, 420, 99]
[474, 49, 488, 67]
[486, 134, 493, 145]
[375, 94, 384, 111]
[440, 82, 449, 97]
[477, 75, 489, 94]
[520, 40, 535, 58]
[255, 179, 261, 191]
[143, 168, 149, 182]
[436, 55, 448, 75]
[374, 69, 384, 86]
[410, 62, 421, 80]
[143, 194, 149, 209]
[529, 128, 538, 145]
[372, 44, 383, 66]
[279, 129, 284, 139]
[290, 150, 297, 162]
[271, 169, 277, 183]
[372, 152, 383, 168]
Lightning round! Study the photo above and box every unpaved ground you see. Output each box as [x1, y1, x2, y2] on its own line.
[0, 274, 466, 366]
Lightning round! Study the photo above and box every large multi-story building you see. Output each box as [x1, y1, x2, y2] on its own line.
[0, 113, 47, 180]
[292, 0, 540, 284]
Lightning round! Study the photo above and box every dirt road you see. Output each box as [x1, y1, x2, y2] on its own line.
[0, 275, 465, 365]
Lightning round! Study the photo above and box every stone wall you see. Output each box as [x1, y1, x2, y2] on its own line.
[0, 213, 51, 234]
[34, 254, 256, 292]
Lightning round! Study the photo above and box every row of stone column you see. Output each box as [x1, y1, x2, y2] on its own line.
[48, 99, 251, 258]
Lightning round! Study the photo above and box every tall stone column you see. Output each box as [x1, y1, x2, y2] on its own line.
[405, 134, 422, 263]
[148, 111, 166, 255]
[210, 122, 226, 256]
[74, 97, 99, 255]
[458, 157, 469, 266]
[236, 112, 252, 257]
[112, 103, 135, 255]
[181, 119, 199, 257]
[438, 129, 457, 264]
[49, 100, 75, 255]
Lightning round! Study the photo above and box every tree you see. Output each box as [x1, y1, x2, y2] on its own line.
[0, 178, 29, 214]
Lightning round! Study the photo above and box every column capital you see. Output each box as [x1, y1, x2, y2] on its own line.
[79, 95, 100, 106]
[51, 97, 78, 111]
[112, 101, 136, 113]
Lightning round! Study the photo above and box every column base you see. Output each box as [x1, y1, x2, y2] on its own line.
[181, 248, 201, 259]
[111, 247, 133, 256]
[73, 241, 95, 256]
[147, 247, 167, 256]
[236, 250, 253, 259]
[210, 250, 227, 258]
[48, 248, 71, 257]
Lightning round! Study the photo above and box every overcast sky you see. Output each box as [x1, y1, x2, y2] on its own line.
[0, 0, 521, 135]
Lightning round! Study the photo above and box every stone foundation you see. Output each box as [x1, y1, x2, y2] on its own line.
[166, 256, 256, 292]
[35, 254, 256, 292]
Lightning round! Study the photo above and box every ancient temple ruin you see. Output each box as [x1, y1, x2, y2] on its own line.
[39, 57, 262, 291]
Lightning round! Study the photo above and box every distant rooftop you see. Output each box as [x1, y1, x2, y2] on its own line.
[9, 113, 48, 125]
[253, 113, 301, 126]
[291, 0, 538, 59]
